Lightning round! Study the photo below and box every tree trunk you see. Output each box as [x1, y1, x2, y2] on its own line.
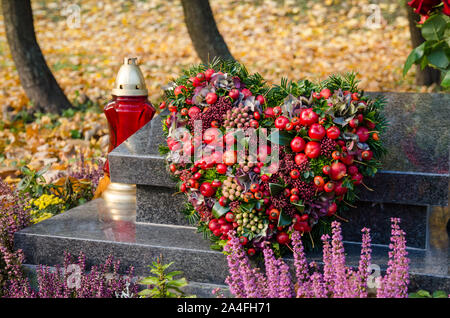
[181, 0, 234, 63]
[406, 4, 441, 86]
[1, 0, 72, 113]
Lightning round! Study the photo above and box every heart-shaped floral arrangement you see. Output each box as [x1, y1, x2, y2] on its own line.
[159, 59, 386, 255]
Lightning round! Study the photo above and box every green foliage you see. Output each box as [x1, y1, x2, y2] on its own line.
[409, 289, 448, 298]
[403, 13, 450, 88]
[138, 255, 193, 298]
[17, 165, 50, 198]
[268, 78, 318, 106]
[321, 72, 360, 92]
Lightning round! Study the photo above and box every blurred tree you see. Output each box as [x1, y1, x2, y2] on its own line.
[406, 3, 441, 86]
[1, 0, 72, 113]
[181, 0, 234, 63]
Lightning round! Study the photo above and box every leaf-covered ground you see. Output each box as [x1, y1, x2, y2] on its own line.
[0, 0, 437, 182]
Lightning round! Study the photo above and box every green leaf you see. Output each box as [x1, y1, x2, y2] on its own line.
[168, 278, 188, 288]
[138, 288, 157, 297]
[403, 43, 425, 76]
[70, 129, 82, 139]
[277, 209, 292, 227]
[292, 202, 305, 213]
[268, 130, 292, 145]
[441, 70, 450, 87]
[427, 45, 449, 69]
[165, 271, 183, 279]
[269, 183, 285, 196]
[416, 290, 432, 298]
[211, 201, 230, 218]
[432, 290, 447, 298]
[139, 277, 159, 285]
[421, 14, 446, 41]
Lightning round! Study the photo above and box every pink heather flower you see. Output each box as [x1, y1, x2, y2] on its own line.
[330, 221, 349, 297]
[377, 218, 409, 298]
[224, 221, 410, 299]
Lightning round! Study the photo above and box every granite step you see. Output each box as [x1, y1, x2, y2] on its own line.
[14, 199, 450, 293]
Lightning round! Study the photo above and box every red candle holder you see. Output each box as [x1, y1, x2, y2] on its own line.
[103, 57, 155, 175]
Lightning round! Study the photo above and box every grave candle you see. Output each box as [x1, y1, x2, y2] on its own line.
[103, 57, 155, 175]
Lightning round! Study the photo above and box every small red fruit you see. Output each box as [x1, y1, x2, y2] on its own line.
[250, 120, 259, 129]
[290, 169, 300, 179]
[196, 73, 205, 81]
[269, 208, 280, 220]
[276, 232, 290, 245]
[327, 202, 337, 216]
[340, 153, 354, 166]
[332, 151, 341, 160]
[208, 219, 219, 232]
[362, 150, 373, 161]
[174, 85, 187, 97]
[343, 165, 355, 177]
[322, 165, 331, 175]
[256, 95, 266, 105]
[200, 182, 215, 197]
[205, 92, 218, 104]
[249, 183, 259, 193]
[241, 88, 252, 98]
[326, 126, 340, 139]
[300, 108, 318, 126]
[273, 106, 282, 116]
[305, 141, 321, 159]
[290, 194, 299, 203]
[324, 182, 335, 192]
[219, 196, 228, 207]
[314, 176, 325, 187]
[308, 123, 326, 140]
[223, 150, 237, 166]
[290, 136, 306, 152]
[352, 173, 363, 185]
[356, 126, 370, 143]
[211, 180, 222, 187]
[334, 182, 348, 196]
[188, 106, 201, 118]
[264, 107, 275, 118]
[225, 212, 235, 223]
[204, 69, 215, 80]
[261, 174, 269, 182]
[320, 88, 332, 99]
[239, 236, 248, 245]
[247, 248, 256, 256]
[229, 89, 239, 100]
[216, 163, 227, 174]
[330, 162, 347, 181]
[275, 116, 289, 129]
[295, 153, 308, 165]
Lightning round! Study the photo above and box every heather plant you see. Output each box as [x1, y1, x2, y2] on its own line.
[224, 219, 410, 298]
[0, 177, 31, 295]
[56, 154, 104, 195]
[4, 252, 139, 298]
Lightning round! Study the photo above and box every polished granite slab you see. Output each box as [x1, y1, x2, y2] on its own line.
[15, 198, 450, 292]
[108, 92, 449, 206]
